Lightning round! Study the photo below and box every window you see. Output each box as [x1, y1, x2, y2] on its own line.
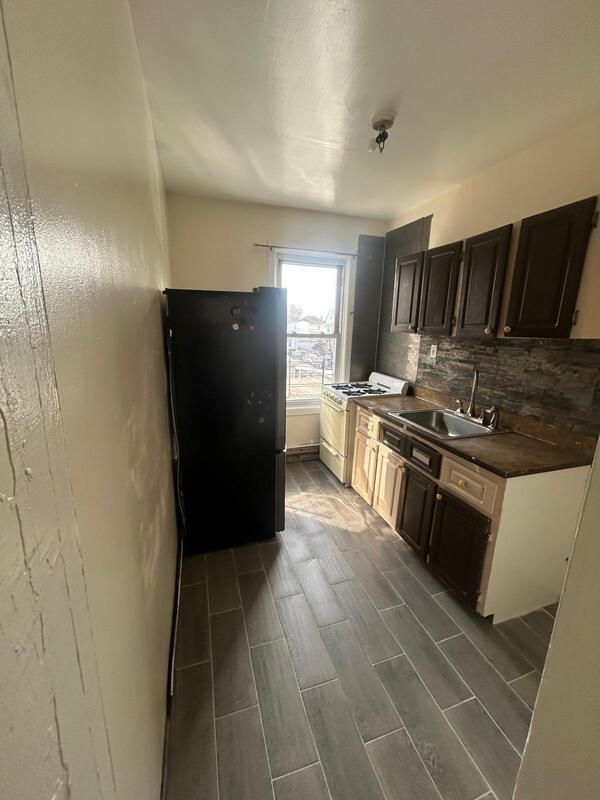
[274, 252, 349, 406]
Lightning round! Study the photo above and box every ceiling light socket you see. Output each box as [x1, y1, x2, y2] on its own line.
[369, 112, 395, 153]
[370, 112, 395, 133]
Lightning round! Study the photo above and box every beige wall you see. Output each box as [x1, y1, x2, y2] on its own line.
[167, 193, 387, 291]
[514, 440, 600, 799]
[167, 193, 387, 446]
[1, 1, 177, 798]
[392, 112, 600, 339]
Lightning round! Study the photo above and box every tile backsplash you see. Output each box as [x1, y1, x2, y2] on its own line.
[415, 336, 600, 439]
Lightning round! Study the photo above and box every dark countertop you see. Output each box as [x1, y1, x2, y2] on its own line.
[354, 396, 593, 478]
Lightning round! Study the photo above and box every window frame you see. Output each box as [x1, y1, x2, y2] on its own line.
[269, 247, 355, 413]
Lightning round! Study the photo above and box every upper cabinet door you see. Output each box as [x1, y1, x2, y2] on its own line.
[391, 251, 423, 332]
[505, 196, 597, 338]
[418, 241, 462, 334]
[455, 224, 512, 338]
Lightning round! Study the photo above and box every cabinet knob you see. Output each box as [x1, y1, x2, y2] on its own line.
[503, 324, 512, 334]
[484, 327, 493, 335]
[458, 479, 467, 489]
[435, 493, 443, 501]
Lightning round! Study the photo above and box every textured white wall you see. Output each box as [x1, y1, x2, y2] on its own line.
[0, 1, 177, 798]
[514, 441, 600, 798]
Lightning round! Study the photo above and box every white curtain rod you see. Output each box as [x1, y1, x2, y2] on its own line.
[253, 242, 357, 257]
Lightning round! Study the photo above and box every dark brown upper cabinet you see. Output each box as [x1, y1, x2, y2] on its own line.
[455, 224, 512, 338]
[391, 251, 423, 332]
[505, 196, 597, 338]
[418, 241, 462, 334]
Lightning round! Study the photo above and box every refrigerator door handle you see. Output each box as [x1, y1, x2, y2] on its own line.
[274, 287, 287, 452]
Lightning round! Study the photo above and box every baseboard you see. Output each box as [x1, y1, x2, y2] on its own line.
[286, 445, 319, 462]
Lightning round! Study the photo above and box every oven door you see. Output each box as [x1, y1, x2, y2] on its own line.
[320, 395, 350, 456]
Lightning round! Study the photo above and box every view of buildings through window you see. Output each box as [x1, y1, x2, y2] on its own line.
[280, 261, 342, 401]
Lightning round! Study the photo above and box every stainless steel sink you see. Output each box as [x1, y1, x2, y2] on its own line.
[388, 408, 507, 440]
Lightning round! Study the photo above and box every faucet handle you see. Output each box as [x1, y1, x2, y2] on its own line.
[455, 398, 464, 415]
[483, 405, 499, 429]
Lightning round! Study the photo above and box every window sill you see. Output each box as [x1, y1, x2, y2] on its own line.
[286, 401, 321, 416]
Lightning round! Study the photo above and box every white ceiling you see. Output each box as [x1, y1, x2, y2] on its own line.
[129, 0, 600, 220]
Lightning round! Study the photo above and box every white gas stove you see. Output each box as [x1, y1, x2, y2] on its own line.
[320, 372, 409, 484]
[322, 372, 409, 410]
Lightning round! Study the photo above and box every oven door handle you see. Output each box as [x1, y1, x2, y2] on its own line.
[320, 439, 339, 456]
[321, 395, 348, 414]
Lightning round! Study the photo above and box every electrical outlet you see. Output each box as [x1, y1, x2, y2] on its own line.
[429, 344, 438, 362]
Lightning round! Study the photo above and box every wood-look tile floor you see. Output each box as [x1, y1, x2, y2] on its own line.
[165, 461, 557, 800]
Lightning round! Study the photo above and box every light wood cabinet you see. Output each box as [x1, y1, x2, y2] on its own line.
[352, 431, 378, 505]
[372, 444, 405, 526]
[351, 410, 589, 622]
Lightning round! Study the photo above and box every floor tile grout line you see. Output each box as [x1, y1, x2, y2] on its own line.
[427, 603, 537, 722]
[488, 620, 544, 676]
[362, 725, 406, 746]
[249, 636, 286, 649]
[207, 588, 220, 800]
[270, 761, 321, 784]
[431, 591, 539, 684]
[377, 601, 406, 612]
[386, 648, 494, 798]
[214, 704, 260, 721]
[374, 595, 474, 712]
[374, 656, 446, 800]
[387, 601, 474, 699]
[514, 613, 553, 647]
[443, 696, 475, 713]
[271, 590, 335, 800]
[383, 556, 446, 599]
[370, 653, 404, 667]
[437, 631, 463, 644]
[209, 605, 242, 617]
[175, 657, 211, 671]
[180, 579, 207, 588]
[300, 676, 339, 693]
[234, 570, 277, 799]
[445, 695, 524, 760]
[507, 668, 538, 686]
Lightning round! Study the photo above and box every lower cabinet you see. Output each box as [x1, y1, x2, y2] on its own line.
[395, 465, 436, 557]
[429, 491, 490, 608]
[372, 444, 405, 526]
[352, 431, 378, 505]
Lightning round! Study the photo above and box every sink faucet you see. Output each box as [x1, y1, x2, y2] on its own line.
[466, 365, 479, 418]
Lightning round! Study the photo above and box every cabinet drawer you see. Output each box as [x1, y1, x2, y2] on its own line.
[380, 424, 407, 457]
[439, 457, 500, 518]
[405, 437, 441, 478]
[356, 408, 379, 439]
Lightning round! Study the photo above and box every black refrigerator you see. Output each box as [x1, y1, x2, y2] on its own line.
[164, 287, 286, 553]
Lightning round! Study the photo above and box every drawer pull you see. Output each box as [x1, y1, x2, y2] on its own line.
[413, 450, 430, 466]
[458, 478, 467, 489]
